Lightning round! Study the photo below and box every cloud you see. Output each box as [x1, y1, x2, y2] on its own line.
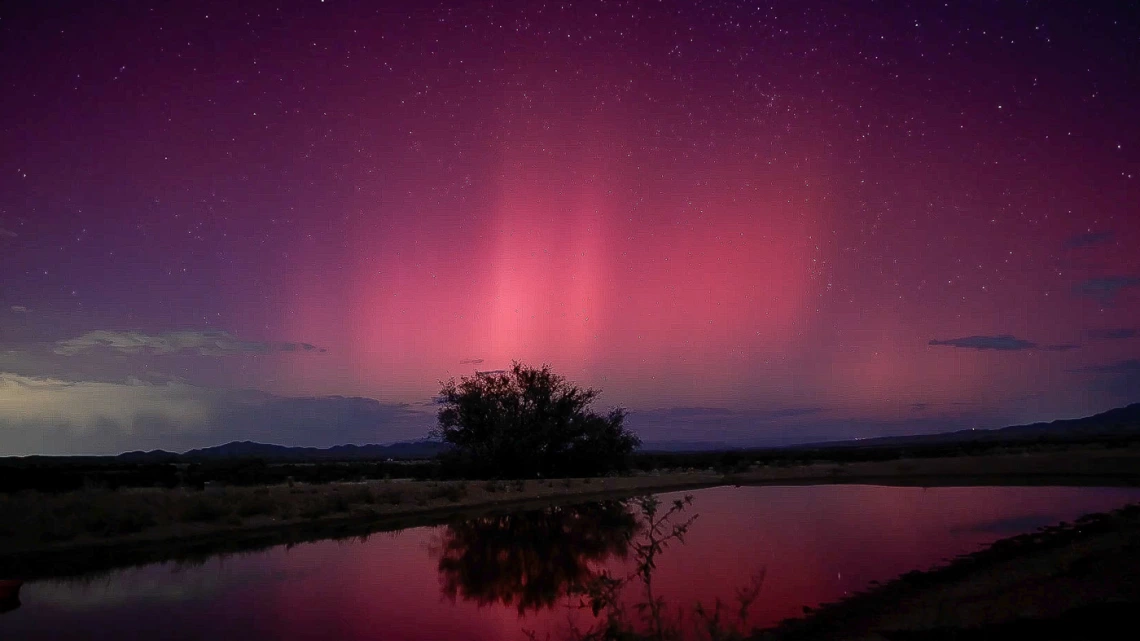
[1042, 343, 1080, 352]
[0, 372, 214, 431]
[459, 358, 484, 365]
[1063, 231, 1114, 249]
[0, 228, 16, 238]
[53, 330, 326, 356]
[928, 335, 1037, 351]
[10, 306, 28, 314]
[0, 372, 435, 455]
[1072, 276, 1140, 303]
[1088, 328, 1137, 340]
[279, 342, 323, 352]
[910, 403, 930, 412]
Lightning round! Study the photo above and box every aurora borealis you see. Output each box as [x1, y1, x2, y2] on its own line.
[1, 1, 1137, 454]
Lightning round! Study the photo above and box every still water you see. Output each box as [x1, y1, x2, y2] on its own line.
[4, 484, 1140, 640]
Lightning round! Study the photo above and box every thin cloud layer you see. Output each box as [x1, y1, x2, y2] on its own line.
[1073, 276, 1140, 303]
[1062, 231, 1114, 249]
[0, 372, 434, 456]
[928, 335, 1037, 351]
[54, 330, 326, 357]
[0, 372, 213, 431]
[1088, 328, 1137, 340]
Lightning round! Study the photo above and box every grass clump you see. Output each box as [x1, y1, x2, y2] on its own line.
[180, 498, 231, 523]
[428, 482, 468, 503]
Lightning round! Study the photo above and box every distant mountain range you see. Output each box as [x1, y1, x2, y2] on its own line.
[12, 403, 1139, 462]
[801, 402, 1140, 450]
[114, 440, 450, 463]
[638, 440, 735, 453]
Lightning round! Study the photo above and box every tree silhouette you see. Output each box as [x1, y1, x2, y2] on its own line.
[433, 362, 640, 478]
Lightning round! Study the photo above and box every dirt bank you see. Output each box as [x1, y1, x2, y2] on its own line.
[755, 502, 1140, 640]
[3, 446, 1138, 581]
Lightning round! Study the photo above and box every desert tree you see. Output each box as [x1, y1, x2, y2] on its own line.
[433, 362, 640, 478]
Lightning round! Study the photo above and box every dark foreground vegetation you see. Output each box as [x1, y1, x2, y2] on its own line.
[4, 444, 1140, 584]
[4, 436, 1138, 495]
[0, 474, 731, 580]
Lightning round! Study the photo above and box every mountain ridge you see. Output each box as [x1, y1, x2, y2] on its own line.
[797, 402, 1140, 450]
[6, 403, 1138, 461]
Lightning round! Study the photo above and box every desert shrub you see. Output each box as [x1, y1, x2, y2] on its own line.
[329, 494, 351, 513]
[181, 498, 230, 523]
[109, 505, 157, 534]
[429, 483, 467, 503]
[378, 488, 405, 505]
[343, 485, 375, 505]
[236, 494, 278, 518]
[299, 501, 333, 520]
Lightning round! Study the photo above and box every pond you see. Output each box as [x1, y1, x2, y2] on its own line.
[3, 484, 1140, 640]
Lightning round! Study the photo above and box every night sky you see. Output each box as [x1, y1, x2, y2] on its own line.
[1, 1, 1137, 455]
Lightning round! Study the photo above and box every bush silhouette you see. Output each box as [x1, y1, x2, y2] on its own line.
[433, 362, 640, 478]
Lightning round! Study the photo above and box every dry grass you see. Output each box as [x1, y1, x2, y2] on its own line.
[0, 480, 472, 550]
[5, 447, 1138, 559]
[0, 476, 704, 554]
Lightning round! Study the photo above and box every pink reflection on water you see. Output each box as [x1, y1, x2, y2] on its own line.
[6, 485, 1140, 640]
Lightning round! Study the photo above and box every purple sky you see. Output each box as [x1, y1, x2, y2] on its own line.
[1, 1, 1138, 454]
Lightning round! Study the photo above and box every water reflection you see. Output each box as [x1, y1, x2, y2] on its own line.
[6, 486, 1140, 641]
[561, 496, 763, 641]
[433, 500, 638, 613]
[432, 495, 765, 640]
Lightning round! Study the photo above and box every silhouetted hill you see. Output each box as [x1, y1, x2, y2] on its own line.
[115, 449, 180, 464]
[805, 403, 1140, 450]
[639, 440, 733, 453]
[179, 440, 448, 461]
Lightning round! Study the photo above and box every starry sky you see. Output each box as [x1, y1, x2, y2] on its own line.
[1, 1, 1138, 455]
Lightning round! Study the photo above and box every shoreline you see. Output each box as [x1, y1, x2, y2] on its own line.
[4, 447, 1140, 581]
[754, 501, 1140, 640]
[0, 473, 725, 580]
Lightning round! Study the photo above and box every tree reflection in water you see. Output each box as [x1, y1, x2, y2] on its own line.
[433, 500, 639, 613]
[433, 496, 764, 640]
